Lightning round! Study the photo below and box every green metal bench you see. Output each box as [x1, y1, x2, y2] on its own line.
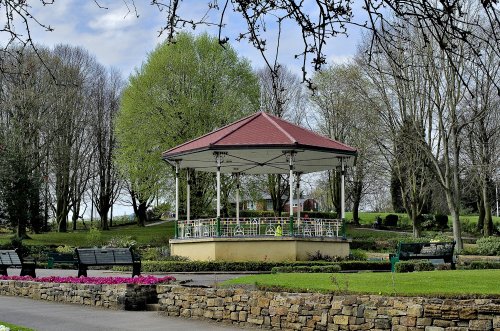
[389, 241, 455, 272]
[0, 249, 36, 277]
[47, 252, 78, 269]
[75, 247, 141, 277]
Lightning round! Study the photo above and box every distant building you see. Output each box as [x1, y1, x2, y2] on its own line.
[240, 194, 319, 213]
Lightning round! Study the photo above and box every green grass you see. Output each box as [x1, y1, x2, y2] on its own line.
[223, 270, 500, 297]
[0, 320, 34, 331]
[0, 222, 174, 247]
[345, 211, 500, 226]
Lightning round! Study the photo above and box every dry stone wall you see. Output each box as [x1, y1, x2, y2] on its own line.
[0, 280, 157, 310]
[157, 285, 500, 330]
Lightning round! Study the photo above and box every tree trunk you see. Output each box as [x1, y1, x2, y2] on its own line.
[352, 180, 362, 225]
[482, 180, 493, 236]
[136, 202, 147, 227]
[411, 202, 421, 238]
[477, 196, 485, 233]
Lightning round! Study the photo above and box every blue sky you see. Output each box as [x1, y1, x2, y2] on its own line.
[24, 1, 367, 218]
[27, 1, 366, 78]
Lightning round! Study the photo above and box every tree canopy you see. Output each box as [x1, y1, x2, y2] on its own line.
[115, 32, 260, 224]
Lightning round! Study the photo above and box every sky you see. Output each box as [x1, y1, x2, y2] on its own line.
[20, 1, 367, 218]
[26, 1, 366, 78]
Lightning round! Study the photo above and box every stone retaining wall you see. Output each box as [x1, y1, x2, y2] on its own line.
[157, 285, 500, 330]
[0, 280, 157, 310]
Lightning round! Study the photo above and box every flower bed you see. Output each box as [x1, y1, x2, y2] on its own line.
[0, 275, 175, 285]
[0, 275, 176, 310]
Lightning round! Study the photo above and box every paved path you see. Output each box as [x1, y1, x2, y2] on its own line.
[0, 296, 243, 331]
[1, 268, 251, 330]
[5, 267, 252, 287]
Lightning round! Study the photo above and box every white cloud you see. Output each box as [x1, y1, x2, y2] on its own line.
[88, 7, 136, 31]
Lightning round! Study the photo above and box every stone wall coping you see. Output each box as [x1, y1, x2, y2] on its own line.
[170, 236, 352, 243]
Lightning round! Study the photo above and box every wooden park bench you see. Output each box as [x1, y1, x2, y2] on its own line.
[75, 247, 141, 277]
[0, 249, 36, 277]
[47, 252, 78, 269]
[389, 241, 456, 272]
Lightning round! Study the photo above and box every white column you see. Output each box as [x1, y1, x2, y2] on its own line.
[296, 173, 301, 224]
[288, 152, 294, 217]
[235, 173, 240, 225]
[216, 153, 222, 218]
[340, 158, 345, 220]
[186, 169, 190, 221]
[175, 161, 180, 221]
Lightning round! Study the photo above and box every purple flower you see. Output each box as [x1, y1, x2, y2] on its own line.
[0, 275, 175, 285]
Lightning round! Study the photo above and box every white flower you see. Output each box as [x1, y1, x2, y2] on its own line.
[0, 325, 11, 331]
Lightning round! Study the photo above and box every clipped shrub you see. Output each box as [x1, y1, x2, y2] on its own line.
[129, 260, 391, 273]
[383, 214, 399, 227]
[476, 236, 500, 256]
[395, 260, 435, 273]
[395, 261, 415, 273]
[271, 264, 342, 273]
[467, 261, 500, 270]
[414, 260, 435, 271]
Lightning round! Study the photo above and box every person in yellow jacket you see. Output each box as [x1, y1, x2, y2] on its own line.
[275, 225, 283, 236]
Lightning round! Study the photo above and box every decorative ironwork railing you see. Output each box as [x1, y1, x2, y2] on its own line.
[174, 217, 345, 239]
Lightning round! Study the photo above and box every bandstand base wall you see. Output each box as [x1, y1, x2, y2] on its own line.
[169, 237, 351, 261]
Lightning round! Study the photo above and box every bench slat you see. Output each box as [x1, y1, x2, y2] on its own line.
[75, 247, 140, 277]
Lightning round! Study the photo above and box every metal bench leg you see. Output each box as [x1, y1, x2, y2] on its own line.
[78, 265, 88, 277]
[0, 266, 7, 276]
[132, 263, 141, 277]
[20, 264, 36, 278]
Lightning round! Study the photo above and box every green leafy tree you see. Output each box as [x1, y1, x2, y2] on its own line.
[115, 32, 259, 226]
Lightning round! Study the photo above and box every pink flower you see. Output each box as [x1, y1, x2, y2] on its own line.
[0, 275, 175, 285]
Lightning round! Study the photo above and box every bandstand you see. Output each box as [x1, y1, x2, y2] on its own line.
[162, 112, 357, 261]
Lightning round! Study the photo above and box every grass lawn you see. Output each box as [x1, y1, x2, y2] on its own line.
[344, 211, 500, 227]
[0, 320, 34, 331]
[0, 222, 174, 247]
[223, 270, 500, 297]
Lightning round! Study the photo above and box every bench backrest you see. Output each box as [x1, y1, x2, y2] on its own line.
[398, 242, 455, 259]
[0, 250, 22, 266]
[75, 248, 136, 265]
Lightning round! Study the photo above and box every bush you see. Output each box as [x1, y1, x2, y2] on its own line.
[139, 246, 188, 261]
[104, 236, 137, 248]
[85, 226, 104, 247]
[271, 264, 341, 273]
[466, 261, 500, 270]
[349, 249, 367, 261]
[383, 214, 399, 227]
[476, 236, 500, 256]
[148, 203, 172, 221]
[395, 260, 435, 273]
[434, 214, 449, 230]
[132, 260, 391, 273]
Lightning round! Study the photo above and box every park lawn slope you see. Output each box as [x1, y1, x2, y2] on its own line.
[223, 270, 500, 297]
[0, 222, 174, 247]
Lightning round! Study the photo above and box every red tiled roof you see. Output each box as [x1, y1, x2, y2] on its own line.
[162, 112, 356, 157]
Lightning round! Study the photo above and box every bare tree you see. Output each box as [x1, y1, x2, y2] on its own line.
[258, 65, 306, 216]
[89, 67, 123, 230]
[311, 63, 379, 223]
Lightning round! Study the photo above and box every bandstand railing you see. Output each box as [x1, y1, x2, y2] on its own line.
[174, 217, 345, 239]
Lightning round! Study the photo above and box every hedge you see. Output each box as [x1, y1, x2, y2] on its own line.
[461, 261, 500, 270]
[395, 260, 435, 273]
[271, 265, 342, 273]
[129, 260, 391, 272]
